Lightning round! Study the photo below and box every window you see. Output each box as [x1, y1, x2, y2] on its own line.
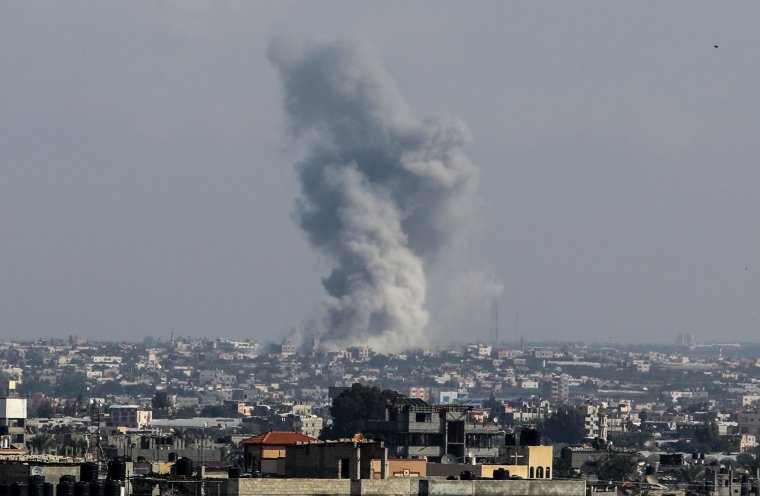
[545, 467, 550, 479]
[529, 467, 534, 479]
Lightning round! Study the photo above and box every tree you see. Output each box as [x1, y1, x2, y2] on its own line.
[738, 453, 760, 479]
[541, 406, 586, 444]
[482, 393, 503, 422]
[171, 427, 191, 449]
[27, 432, 55, 455]
[595, 452, 638, 482]
[221, 441, 244, 466]
[321, 383, 400, 440]
[674, 465, 705, 486]
[55, 373, 88, 397]
[152, 391, 171, 410]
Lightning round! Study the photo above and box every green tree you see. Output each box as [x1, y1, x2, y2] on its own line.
[27, 432, 55, 455]
[482, 393, 502, 422]
[321, 383, 400, 440]
[152, 391, 171, 410]
[595, 452, 638, 482]
[737, 453, 760, 479]
[674, 465, 705, 486]
[221, 441, 244, 466]
[541, 406, 586, 444]
[55, 372, 88, 397]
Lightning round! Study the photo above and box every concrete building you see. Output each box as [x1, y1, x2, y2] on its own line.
[738, 407, 760, 436]
[364, 399, 503, 463]
[107, 404, 152, 429]
[243, 431, 316, 475]
[582, 402, 608, 441]
[0, 380, 27, 452]
[285, 440, 388, 479]
[550, 376, 569, 404]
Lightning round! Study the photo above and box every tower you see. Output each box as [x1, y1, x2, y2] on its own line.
[489, 299, 499, 347]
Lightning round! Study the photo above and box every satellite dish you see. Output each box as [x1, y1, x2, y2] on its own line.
[646, 475, 659, 485]
[441, 454, 458, 465]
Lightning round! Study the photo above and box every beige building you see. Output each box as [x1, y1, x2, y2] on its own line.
[243, 431, 316, 475]
[738, 407, 760, 436]
[499, 445, 554, 480]
[107, 404, 152, 429]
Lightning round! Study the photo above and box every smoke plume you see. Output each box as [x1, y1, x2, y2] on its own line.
[269, 39, 478, 352]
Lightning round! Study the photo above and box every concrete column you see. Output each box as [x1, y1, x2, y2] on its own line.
[354, 446, 361, 480]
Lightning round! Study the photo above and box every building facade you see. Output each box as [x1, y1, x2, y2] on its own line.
[365, 399, 503, 463]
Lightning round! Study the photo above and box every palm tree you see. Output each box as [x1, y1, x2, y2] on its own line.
[221, 441, 244, 466]
[27, 432, 55, 455]
[674, 465, 705, 488]
[75, 438, 89, 457]
[738, 453, 760, 479]
[171, 427, 190, 449]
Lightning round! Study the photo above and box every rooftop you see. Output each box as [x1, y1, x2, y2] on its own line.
[243, 431, 316, 446]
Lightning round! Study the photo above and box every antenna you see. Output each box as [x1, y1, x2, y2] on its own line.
[488, 299, 499, 347]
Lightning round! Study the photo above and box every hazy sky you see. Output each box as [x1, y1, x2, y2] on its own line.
[2, 2, 759, 345]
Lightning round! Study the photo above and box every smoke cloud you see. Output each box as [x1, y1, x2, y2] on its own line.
[269, 39, 479, 352]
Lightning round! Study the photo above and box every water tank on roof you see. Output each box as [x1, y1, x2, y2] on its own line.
[55, 482, 74, 496]
[74, 481, 90, 496]
[107, 457, 127, 482]
[27, 478, 43, 496]
[519, 428, 541, 446]
[80, 462, 98, 483]
[176, 457, 193, 477]
[10, 483, 28, 496]
[104, 481, 121, 496]
[89, 481, 105, 496]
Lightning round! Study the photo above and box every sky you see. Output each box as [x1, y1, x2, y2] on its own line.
[1, 2, 759, 345]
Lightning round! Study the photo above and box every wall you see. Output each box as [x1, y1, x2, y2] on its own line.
[426, 463, 528, 480]
[387, 459, 426, 477]
[224, 478, 585, 496]
[0, 463, 81, 483]
[0, 398, 27, 418]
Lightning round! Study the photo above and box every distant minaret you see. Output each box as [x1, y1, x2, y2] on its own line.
[488, 299, 499, 347]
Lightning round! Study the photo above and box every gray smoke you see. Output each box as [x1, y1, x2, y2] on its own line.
[269, 39, 478, 352]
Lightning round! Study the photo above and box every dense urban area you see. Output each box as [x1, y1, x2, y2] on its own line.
[2, 333, 760, 494]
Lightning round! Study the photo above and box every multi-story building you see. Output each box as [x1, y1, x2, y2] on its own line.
[582, 402, 608, 441]
[0, 380, 26, 452]
[738, 407, 760, 436]
[365, 398, 503, 463]
[107, 404, 152, 429]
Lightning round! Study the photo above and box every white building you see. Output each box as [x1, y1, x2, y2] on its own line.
[0, 380, 27, 451]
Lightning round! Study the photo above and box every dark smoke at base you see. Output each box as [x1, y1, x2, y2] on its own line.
[269, 39, 479, 353]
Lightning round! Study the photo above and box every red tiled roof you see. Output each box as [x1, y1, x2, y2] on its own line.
[242, 431, 316, 445]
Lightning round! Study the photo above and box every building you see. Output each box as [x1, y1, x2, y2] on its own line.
[285, 439, 388, 479]
[243, 431, 316, 476]
[0, 380, 27, 452]
[107, 404, 152, 429]
[737, 407, 760, 436]
[582, 402, 608, 441]
[364, 399, 503, 463]
[408, 387, 428, 401]
[550, 376, 569, 404]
